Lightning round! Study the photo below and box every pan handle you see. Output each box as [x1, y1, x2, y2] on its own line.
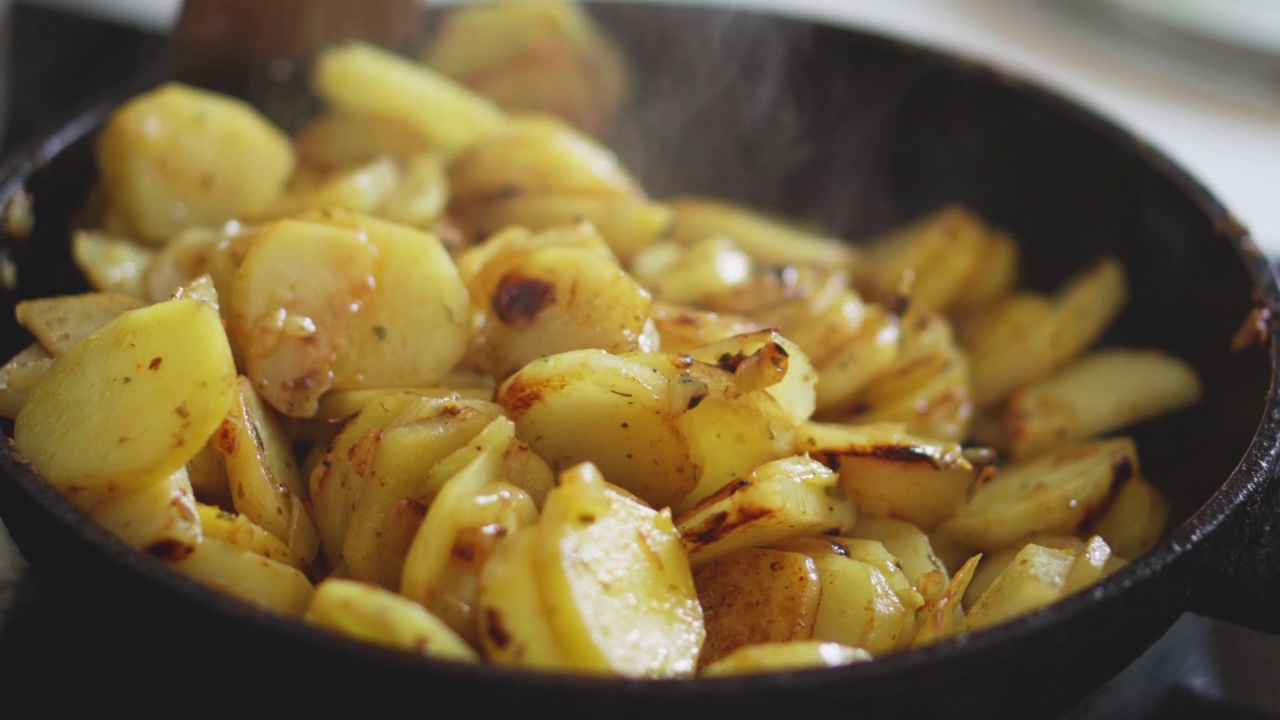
[1185, 259, 1280, 634]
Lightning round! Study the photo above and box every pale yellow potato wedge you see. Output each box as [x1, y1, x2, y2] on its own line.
[169, 536, 315, 616]
[144, 225, 229, 303]
[794, 542, 918, 655]
[1090, 475, 1171, 560]
[15, 291, 145, 356]
[261, 156, 400, 221]
[211, 375, 320, 569]
[700, 641, 870, 677]
[796, 421, 994, 531]
[224, 218, 379, 416]
[861, 205, 998, 313]
[0, 343, 55, 419]
[628, 236, 754, 306]
[961, 543, 1076, 633]
[675, 455, 856, 568]
[966, 257, 1127, 408]
[845, 515, 949, 586]
[496, 348, 695, 510]
[312, 41, 506, 155]
[196, 503, 302, 570]
[305, 578, 478, 662]
[534, 462, 704, 677]
[963, 534, 1084, 610]
[684, 329, 817, 426]
[299, 210, 470, 392]
[88, 466, 201, 560]
[773, 536, 924, 618]
[293, 112, 435, 171]
[476, 525, 569, 669]
[449, 115, 640, 206]
[400, 420, 539, 644]
[811, 303, 903, 416]
[476, 193, 670, 261]
[379, 153, 450, 229]
[96, 82, 294, 243]
[72, 229, 153, 299]
[694, 546, 821, 667]
[668, 196, 858, 271]
[14, 297, 237, 510]
[938, 437, 1139, 551]
[1000, 349, 1202, 460]
[1062, 535, 1119, 596]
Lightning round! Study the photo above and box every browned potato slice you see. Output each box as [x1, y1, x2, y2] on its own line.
[88, 467, 202, 561]
[476, 193, 670, 262]
[496, 348, 695, 510]
[305, 578, 479, 662]
[72, 230, 153, 299]
[293, 112, 435, 171]
[459, 221, 652, 378]
[14, 297, 237, 510]
[15, 291, 145, 356]
[1090, 475, 1171, 559]
[961, 543, 1076, 633]
[965, 257, 1127, 408]
[299, 210, 470, 392]
[535, 462, 704, 677]
[212, 375, 320, 569]
[999, 349, 1202, 460]
[701, 641, 869, 676]
[797, 421, 994, 531]
[96, 82, 294, 243]
[312, 41, 507, 155]
[400, 419, 539, 644]
[675, 455, 856, 568]
[912, 554, 981, 647]
[476, 525, 569, 669]
[773, 536, 925, 617]
[169, 536, 315, 616]
[694, 546, 821, 666]
[861, 205, 998, 313]
[938, 437, 1139, 552]
[684, 329, 817, 426]
[845, 515, 948, 586]
[225, 218, 379, 417]
[1062, 535, 1121, 595]
[648, 303, 763, 354]
[196, 503, 302, 570]
[668, 196, 858, 271]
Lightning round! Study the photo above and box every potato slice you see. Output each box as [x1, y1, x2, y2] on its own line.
[305, 578, 478, 662]
[648, 303, 763, 354]
[145, 226, 229, 303]
[912, 554, 981, 647]
[400, 420, 539, 644]
[534, 462, 704, 677]
[15, 291, 145, 356]
[961, 543, 1076, 633]
[1090, 475, 1171, 560]
[675, 455, 856, 568]
[88, 466, 202, 561]
[293, 112, 435, 171]
[476, 525, 569, 669]
[1000, 349, 1202, 460]
[312, 41, 506, 155]
[963, 534, 1084, 610]
[845, 515, 948, 587]
[261, 156, 400, 221]
[14, 297, 237, 510]
[379, 153, 450, 228]
[211, 375, 320, 569]
[938, 437, 1139, 551]
[701, 641, 870, 677]
[476, 193, 670, 261]
[96, 82, 294, 243]
[860, 205, 997, 313]
[0, 343, 55, 419]
[797, 421, 994, 531]
[169, 536, 315, 616]
[628, 236, 755, 307]
[225, 218, 379, 417]
[789, 540, 918, 655]
[72, 230, 153, 299]
[668, 196, 858, 271]
[694, 547, 821, 666]
[196, 503, 302, 570]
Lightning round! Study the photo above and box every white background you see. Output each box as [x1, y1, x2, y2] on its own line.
[21, 0, 1280, 253]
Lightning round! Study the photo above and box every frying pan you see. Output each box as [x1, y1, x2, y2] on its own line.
[0, 2, 1277, 717]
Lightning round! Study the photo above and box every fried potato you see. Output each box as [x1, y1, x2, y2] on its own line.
[961, 543, 1077, 633]
[88, 466, 202, 561]
[0, 343, 55, 419]
[15, 291, 145, 356]
[14, 296, 237, 510]
[96, 82, 294, 243]
[305, 578, 479, 662]
[668, 196, 858, 271]
[845, 515, 949, 587]
[475, 193, 670, 261]
[1090, 475, 1171, 560]
[312, 41, 507, 155]
[196, 503, 302, 570]
[72, 229, 153, 299]
[700, 641, 870, 677]
[169, 536, 315, 616]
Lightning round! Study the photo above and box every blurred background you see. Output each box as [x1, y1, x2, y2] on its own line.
[0, 1, 1277, 717]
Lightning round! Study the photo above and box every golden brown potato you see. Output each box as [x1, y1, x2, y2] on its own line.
[305, 578, 479, 662]
[96, 82, 295, 243]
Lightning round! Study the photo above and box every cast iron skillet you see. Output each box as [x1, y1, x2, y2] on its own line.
[1, 3, 1278, 717]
